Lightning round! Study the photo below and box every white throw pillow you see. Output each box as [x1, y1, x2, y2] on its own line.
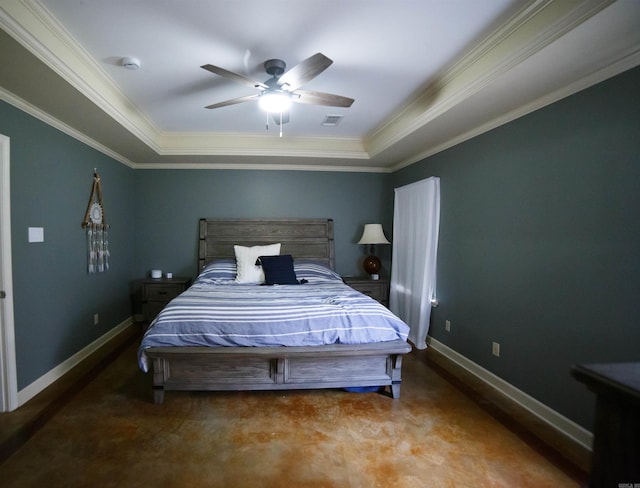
[234, 243, 281, 284]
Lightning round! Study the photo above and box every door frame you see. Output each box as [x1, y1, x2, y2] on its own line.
[0, 134, 18, 411]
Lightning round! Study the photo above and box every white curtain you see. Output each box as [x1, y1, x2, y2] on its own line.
[390, 177, 440, 349]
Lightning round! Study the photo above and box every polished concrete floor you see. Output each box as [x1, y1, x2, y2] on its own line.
[0, 332, 588, 487]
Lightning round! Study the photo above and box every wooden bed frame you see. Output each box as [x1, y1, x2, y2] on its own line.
[144, 218, 412, 404]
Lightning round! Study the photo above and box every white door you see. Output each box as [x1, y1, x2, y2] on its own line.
[0, 134, 18, 411]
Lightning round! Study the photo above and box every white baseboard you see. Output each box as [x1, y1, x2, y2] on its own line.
[17, 317, 134, 407]
[427, 336, 593, 451]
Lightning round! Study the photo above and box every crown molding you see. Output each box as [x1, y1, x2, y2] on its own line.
[133, 162, 390, 173]
[0, 0, 376, 164]
[1, 86, 389, 172]
[157, 132, 368, 159]
[0, 0, 631, 172]
[0, 0, 162, 150]
[0, 86, 137, 168]
[390, 32, 640, 172]
[366, 0, 615, 159]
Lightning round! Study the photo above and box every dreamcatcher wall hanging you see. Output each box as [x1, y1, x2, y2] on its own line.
[81, 169, 110, 274]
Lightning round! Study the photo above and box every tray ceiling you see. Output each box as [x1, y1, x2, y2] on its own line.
[1, 0, 639, 171]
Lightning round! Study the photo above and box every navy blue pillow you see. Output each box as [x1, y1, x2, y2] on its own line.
[256, 254, 299, 285]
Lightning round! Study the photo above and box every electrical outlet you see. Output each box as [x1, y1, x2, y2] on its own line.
[492, 341, 500, 357]
[94, 313, 99, 325]
[445, 320, 451, 332]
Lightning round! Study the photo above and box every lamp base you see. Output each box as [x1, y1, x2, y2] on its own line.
[363, 255, 381, 275]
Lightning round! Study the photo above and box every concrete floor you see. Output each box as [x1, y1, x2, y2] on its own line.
[0, 332, 588, 487]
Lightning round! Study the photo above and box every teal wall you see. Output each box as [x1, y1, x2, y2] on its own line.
[1, 99, 390, 389]
[132, 169, 391, 279]
[0, 101, 136, 390]
[390, 65, 640, 429]
[3, 64, 638, 431]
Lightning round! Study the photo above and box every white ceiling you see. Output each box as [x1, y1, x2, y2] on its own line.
[1, 0, 639, 171]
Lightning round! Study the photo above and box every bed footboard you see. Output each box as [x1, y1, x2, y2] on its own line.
[146, 340, 411, 404]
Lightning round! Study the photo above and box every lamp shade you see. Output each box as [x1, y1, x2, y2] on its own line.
[358, 224, 390, 245]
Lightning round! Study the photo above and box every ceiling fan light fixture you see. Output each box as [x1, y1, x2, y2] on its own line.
[259, 91, 292, 113]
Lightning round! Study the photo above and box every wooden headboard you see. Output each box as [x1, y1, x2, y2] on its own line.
[198, 218, 335, 273]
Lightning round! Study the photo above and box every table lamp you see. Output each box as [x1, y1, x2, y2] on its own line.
[357, 224, 390, 280]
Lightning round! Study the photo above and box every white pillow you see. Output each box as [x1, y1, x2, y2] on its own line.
[234, 243, 281, 284]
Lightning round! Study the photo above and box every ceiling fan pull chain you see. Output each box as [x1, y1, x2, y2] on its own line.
[266, 111, 269, 131]
[279, 112, 283, 137]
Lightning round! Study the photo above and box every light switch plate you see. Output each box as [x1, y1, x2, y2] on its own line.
[28, 227, 44, 243]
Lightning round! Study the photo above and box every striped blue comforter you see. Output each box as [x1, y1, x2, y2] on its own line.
[138, 281, 410, 372]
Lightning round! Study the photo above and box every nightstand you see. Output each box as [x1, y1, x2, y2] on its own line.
[141, 277, 191, 323]
[343, 276, 390, 307]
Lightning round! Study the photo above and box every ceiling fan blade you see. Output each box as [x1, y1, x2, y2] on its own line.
[272, 112, 290, 125]
[277, 53, 333, 91]
[201, 64, 268, 90]
[205, 94, 259, 109]
[293, 90, 354, 107]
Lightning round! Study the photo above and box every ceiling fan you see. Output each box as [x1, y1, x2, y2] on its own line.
[201, 53, 354, 127]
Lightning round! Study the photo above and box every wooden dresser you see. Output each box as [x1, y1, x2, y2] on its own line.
[141, 277, 191, 323]
[572, 362, 640, 486]
[343, 276, 389, 307]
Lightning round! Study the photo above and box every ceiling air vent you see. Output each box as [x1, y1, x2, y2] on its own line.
[322, 115, 344, 127]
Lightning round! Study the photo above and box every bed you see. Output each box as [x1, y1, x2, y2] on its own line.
[139, 218, 412, 404]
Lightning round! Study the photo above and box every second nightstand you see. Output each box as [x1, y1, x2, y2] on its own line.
[141, 277, 191, 323]
[343, 276, 390, 307]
